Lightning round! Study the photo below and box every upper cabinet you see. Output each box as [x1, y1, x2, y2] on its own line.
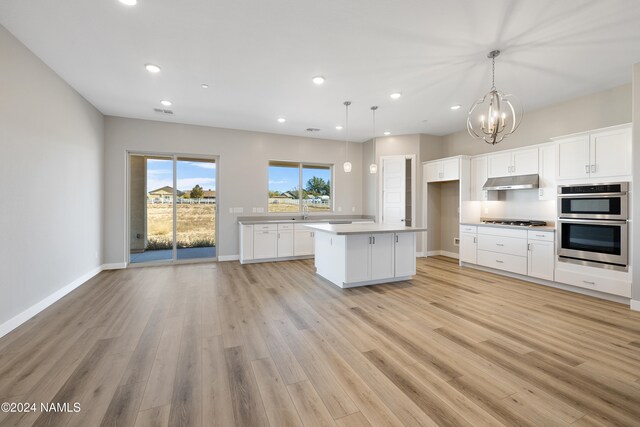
[556, 125, 631, 180]
[424, 157, 460, 182]
[538, 145, 557, 201]
[470, 156, 497, 201]
[487, 148, 538, 178]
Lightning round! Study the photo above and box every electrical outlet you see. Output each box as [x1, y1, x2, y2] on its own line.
[229, 207, 233, 214]
[252, 207, 257, 213]
[352, 207, 356, 212]
[257, 207, 264, 213]
[338, 206, 342, 212]
[453, 237, 460, 246]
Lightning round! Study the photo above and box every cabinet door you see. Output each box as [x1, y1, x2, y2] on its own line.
[487, 152, 513, 178]
[470, 157, 488, 201]
[345, 234, 371, 283]
[590, 127, 632, 178]
[512, 148, 539, 175]
[538, 145, 557, 201]
[557, 136, 590, 180]
[527, 240, 554, 281]
[441, 158, 460, 181]
[240, 225, 254, 262]
[277, 230, 294, 257]
[424, 162, 441, 182]
[370, 233, 395, 280]
[293, 230, 314, 256]
[459, 233, 477, 264]
[253, 230, 278, 259]
[394, 233, 416, 277]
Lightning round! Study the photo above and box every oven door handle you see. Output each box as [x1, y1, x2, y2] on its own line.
[557, 192, 627, 198]
[558, 218, 628, 225]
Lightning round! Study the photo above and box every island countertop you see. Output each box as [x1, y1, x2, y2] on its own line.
[304, 223, 426, 235]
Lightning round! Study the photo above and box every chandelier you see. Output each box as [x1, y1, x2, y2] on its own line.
[467, 50, 522, 145]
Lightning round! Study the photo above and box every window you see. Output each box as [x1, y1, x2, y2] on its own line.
[268, 161, 332, 213]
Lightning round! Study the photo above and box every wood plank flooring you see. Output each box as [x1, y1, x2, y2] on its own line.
[1, 256, 639, 426]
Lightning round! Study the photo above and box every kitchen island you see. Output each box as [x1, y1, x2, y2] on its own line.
[304, 223, 426, 288]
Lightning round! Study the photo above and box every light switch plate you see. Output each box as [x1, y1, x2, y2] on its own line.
[338, 206, 342, 212]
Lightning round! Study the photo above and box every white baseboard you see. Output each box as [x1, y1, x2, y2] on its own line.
[415, 251, 425, 258]
[426, 250, 459, 259]
[631, 299, 640, 311]
[102, 262, 127, 270]
[218, 255, 240, 262]
[0, 265, 103, 338]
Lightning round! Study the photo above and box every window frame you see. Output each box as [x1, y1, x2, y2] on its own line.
[267, 160, 334, 214]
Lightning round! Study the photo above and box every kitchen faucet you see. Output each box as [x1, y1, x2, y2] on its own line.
[302, 203, 309, 220]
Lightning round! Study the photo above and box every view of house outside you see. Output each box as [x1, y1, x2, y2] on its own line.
[268, 162, 332, 212]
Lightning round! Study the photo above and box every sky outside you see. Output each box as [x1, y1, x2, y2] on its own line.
[269, 165, 331, 193]
[147, 159, 216, 192]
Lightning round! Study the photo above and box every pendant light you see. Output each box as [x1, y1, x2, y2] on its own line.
[467, 50, 523, 145]
[343, 101, 352, 173]
[369, 106, 378, 174]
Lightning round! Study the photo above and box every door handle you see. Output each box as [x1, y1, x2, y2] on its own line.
[527, 243, 531, 251]
[369, 236, 372, 244]
[473, 237, 477, 243]
[583, 280, 595, 285]
[395, 235, 399, 243]
[372, 236, 376, 244]
[496, 260, 504, 263]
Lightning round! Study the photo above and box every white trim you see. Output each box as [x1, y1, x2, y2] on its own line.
[415, 251, 425, 258]
[631, 300, 640, 311]
[0, 265, 103, 338]
[426, 250, 459, 259]
[102, 262, 127, 270]
[218, 255, 240, 262]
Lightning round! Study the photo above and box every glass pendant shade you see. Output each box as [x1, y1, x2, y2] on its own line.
[369, 105, 378, 174]
[343, 101, 352, 173]
[343, 161, 352, 173]
[369, 163, 378, 174]
[467, 50, 522, 145]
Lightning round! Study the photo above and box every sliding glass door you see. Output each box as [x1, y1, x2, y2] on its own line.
[128, 153, 217, 264]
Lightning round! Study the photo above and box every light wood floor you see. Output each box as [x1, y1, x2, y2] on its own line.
[1, 257, 640, 426]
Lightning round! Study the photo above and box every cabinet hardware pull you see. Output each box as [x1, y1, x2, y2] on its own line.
[536, 234, 545, 237]
[591, 164, 596, 173]
[496, 260, 504, 263]
[395, 235, 399, 243]
[369, 236, 372, 244]
[473, 237, 477, 243]
[585, 164, 589, 174]
[373, 236, 376, 244]
[527, 243, 531, 251]
[278, 233, 280, 238]
[496, 243, 504, 246]
[583, 280, 595, 285]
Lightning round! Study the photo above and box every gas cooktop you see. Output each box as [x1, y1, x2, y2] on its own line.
[480, 218, 547, 227]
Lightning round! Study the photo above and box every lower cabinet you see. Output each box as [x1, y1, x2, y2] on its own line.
[459, 233, 477, 264]
[477, 250, 527, 275]
[370, 233, 395, 280]
[277, 229, 294, 257]
[527, 240, 554, 281]
[394, 232, 416, 277]
[253, 229, 278, 259]
[345, 232, 415, 284]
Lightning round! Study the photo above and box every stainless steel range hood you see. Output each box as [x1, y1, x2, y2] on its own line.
[483, 174, 539, 191]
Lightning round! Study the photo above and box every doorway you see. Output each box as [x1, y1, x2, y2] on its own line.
[128, 153, 218, 264]
[380, 155, 416, 226]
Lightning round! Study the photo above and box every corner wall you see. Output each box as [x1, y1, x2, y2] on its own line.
[632, 63, 640, 311]
[0, 25, 104, 333]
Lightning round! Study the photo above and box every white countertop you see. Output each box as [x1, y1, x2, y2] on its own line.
[238, 217, 373, 225]
[461, 222, 556, 232]
[305, 223, 427, 235]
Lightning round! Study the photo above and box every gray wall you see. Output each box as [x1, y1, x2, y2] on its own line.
[0, 25, 104, 328]
[104, 117, 364, 263]
[633, 63, 640, 306]
[441, 84, 632, 157]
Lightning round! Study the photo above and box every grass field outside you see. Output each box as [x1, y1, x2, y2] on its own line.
[147, 203, 215, 249]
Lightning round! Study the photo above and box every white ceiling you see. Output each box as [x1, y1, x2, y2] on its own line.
[2, 0, 640, 141]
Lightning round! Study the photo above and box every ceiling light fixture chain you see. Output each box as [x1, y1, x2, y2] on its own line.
[343, 101, 352, 173]
[369, 106, 378, 174]
[467, 49, 523, 145]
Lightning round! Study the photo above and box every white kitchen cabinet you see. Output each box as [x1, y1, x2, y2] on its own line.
[345, 234, 371, 283]
[253, 229, 278, 259]
[538, 145, 557, 201]
[477, 250, 528, 275]
[527, 239, 554, 281]
[394, 232, 416, 277]
[370, 233, 395, 280]
[240, 225, 253, 262]
[470, 156, 498, 202]
[277, 225, 294, 257]
[488, 148, 538, 178]
[424, 157, 460, 182]
[556, 125, 632, 180]
[294, 230, 314, 256]
[459, 233, 477, 264]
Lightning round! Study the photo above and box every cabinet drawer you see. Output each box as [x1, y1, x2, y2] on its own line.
[477, 226, 527, 238]
[254, 223, 277, 231]
[478, 234, 527, 257]
[478, 251, 527, 275]
[277, 223, 293, 230]
[555, 268, 631, 298]
[460, 225, 477, 234]
[527, 230, 555, 242]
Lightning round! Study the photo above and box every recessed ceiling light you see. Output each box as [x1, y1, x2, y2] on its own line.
[312, 76, 325, 85]
[277, 117, 286, 123]
[390, 92, 402, 100]
[336, 125, 343, 130]
[160, 100, 172, 107]
[201, 84, 209, 89]
[450, 105, 461, 110]
[145, 64, 161, 73]
[383, 131, 391, 136]
[119, 0, 137, 5]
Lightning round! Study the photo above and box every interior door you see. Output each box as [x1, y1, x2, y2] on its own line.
[382, 156, 406, 224]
